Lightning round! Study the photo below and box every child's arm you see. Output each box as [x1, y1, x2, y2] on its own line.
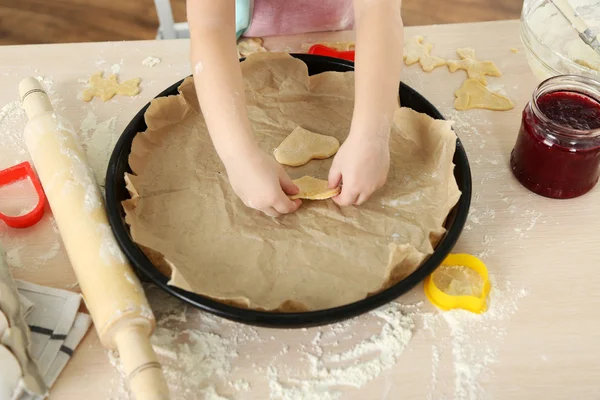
[328, 0, 404, 206]
[187, 0, 301, 217]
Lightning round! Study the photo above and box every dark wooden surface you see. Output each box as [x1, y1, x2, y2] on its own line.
[0, 0, 522, 45]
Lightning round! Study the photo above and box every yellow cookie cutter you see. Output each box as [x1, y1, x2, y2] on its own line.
[424, 253, 491, 313]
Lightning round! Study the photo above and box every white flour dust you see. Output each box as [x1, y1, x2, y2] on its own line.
[78, 109, 118, 188]
[421, 275, 528, 400]
[142, 56, 161, 68]
[107, 287, 415, 400]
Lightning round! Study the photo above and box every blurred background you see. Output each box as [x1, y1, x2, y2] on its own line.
[0, 0, 523, 45]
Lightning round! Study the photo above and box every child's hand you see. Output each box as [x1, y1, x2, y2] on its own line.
[225, 147, 302, 217]
[328, 132, 390, 206]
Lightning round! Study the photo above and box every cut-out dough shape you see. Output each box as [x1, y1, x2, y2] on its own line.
[289, 176, 341, 200]
[454, 79, 515, 111]
[274, 126, 340, 167]
[403, 36, 447, 72]
[237, 38, 268, 58]
[0, 344, 22, 400]
[81, 72, 141, 102]
[447, 48, 501, 85]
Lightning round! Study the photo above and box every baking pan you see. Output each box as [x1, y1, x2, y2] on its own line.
[105, 54, 472, 328]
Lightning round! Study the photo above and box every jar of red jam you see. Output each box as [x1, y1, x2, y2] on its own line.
[510, 75, 600, 199]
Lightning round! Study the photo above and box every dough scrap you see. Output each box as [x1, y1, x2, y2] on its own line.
[275, 126, 340, 167]
[237, 38, 268, 58]
[447, 48, 502, 85]
[0, 344, 22, 400]
[454, 79, 515, 111]
[575, 59, 600, 72]
[403, 36, 447, 72]
[289, 176, 341, 200]
[81, 72, 141, 102]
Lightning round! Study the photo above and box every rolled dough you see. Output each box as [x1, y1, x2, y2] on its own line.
[289, 176, 341, 200]
[81, 72, 141, 102]
[275, 126, 340, 167]
[0, 344, 22, 400]
[454, 79, 515, 111]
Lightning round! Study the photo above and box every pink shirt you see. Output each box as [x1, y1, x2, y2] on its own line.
[244, 0, 355, 37]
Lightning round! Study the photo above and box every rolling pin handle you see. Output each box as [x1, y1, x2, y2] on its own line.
[114, 326, 170, 400]
[19, 78, 53, 119]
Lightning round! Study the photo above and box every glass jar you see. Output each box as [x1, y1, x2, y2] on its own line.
[510, 75, 600, 199]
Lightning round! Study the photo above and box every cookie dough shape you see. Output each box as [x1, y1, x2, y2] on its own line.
[275, 126, 340, 167]
[237, 38, 268, 58]
[454, 79, 515, 111]
[403, 36, 447, 72]
[447, 48, 501, 85]
[0, 344, 22, 400]
[289, 176, 341, 200]
[81, 72, 141, 102]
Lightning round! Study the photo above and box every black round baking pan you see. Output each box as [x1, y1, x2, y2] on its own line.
[105, 54, 472, 328]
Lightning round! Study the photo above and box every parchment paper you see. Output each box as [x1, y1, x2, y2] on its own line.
[124, 52, 461, 311]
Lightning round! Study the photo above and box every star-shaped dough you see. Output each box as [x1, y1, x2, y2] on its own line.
[447, 48, 501, 85]
[454, 79, 514, 111]
[403, 36, 447, 72]
[81, 72, 141, 102]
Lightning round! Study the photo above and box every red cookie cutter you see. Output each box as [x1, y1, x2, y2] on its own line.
[308, 44, 355, 62]
[0, 162, 46, 229]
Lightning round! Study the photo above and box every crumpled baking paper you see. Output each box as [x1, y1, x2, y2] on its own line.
[124, 52, 460, 311]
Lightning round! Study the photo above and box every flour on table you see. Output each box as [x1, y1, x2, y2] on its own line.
[107, 286, 414, 400]
[142, 57, 161, 68]
[421, 275, 528, 400]
[78, 109, 118, 188]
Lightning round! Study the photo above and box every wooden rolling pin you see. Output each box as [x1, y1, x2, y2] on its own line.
[19, 77, 170, 400]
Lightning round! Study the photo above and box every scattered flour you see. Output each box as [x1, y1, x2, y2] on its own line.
[107, 287, 415, 400]
[78, 109, 118, 187]
[142, 56, 161, 68]
[421, 275, 528, 400]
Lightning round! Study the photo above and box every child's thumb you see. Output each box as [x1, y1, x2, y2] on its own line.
[328, 166, 342, 189]
[279, 173, 299, 195]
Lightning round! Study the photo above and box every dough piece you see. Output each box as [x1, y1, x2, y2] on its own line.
[0, 311, 7, 338]
[289, 176, 341, 200]
[0, 344, 22, 400]
[447, 48, 501, 85]
[274, 126, 340, 167]
[403, 36, 447, 72]
[237, 38, 267, 58]
[575, 59, 600, 72]
[454, 79, 515, 111]
[510, 48, 519, 54]
[81, 72, 141, 102]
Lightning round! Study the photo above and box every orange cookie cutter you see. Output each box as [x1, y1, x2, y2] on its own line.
[424, 253, 491, 313]
[0, 162, 46, 228]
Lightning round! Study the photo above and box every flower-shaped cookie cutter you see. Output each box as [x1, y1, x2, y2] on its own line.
[0, 162, 46, 229]
[424, 253, 491, 313]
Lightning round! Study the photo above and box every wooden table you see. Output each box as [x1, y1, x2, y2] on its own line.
[1, 20, 599, 399]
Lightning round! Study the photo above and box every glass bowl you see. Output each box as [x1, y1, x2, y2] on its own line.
[521, 0, 600, 81]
